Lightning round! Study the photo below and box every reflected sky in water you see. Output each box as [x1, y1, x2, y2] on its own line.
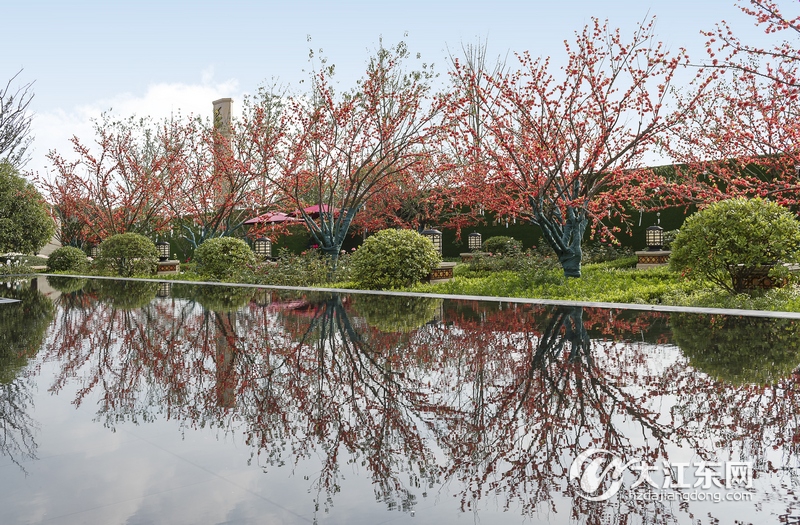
[0, 276, 799, 524]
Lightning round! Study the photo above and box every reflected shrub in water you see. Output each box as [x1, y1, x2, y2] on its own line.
[353, 295, 442, 332]
[96, 233, 159, 277]
[46, 246, 88, 273]
[192, 285, 255, 312]
[47, 276, 88, 293]
[88, 279, 159, 310]
[671, 313, 800, 385]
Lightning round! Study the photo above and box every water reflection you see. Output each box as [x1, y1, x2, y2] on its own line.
[671, 313, 800, 385]
[1, 277, 799, 523]
[0, 280, 53, 471]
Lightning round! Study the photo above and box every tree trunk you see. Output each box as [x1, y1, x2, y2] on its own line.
[532, 202, 587, 278]
[306, 207, 359, 274]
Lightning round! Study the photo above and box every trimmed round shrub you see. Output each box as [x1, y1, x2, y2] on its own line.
[670, 198, 800, 294]
[482, 236, 522, 256]
[97, 233, 159, 277]
[350, 229, 441, 290]
[46, 246, 89, 273]
[194, 237, 256, 280]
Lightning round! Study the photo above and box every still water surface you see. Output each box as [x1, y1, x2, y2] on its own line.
[0, 277, 799, 524]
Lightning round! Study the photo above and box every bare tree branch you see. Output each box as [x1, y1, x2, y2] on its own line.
[0, 70, 34, 168]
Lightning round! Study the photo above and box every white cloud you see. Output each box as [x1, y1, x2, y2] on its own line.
[27, 74, 242, 184]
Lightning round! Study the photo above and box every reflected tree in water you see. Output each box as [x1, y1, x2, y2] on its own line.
[32, 288, 800, 523]
[669, 313, 800, 482]
[0, 281, 54, 470]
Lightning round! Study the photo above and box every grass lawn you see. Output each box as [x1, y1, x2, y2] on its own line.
[35, 254, 800, 314]
[410, 258, 800, 313]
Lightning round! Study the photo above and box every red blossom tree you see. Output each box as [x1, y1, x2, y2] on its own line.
[161, 111, 283, 248]
[666, 65, 800, 206]
[39, 115, 173, 245]
[246, 40, 443, 266]
[666, 1, 800, 207]
[447, 19, 708, 277]
[703, 0, 800, 87]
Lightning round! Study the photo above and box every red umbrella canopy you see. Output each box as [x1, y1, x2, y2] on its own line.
[294, 204, 336, 218]
[244, 212, 302, 225]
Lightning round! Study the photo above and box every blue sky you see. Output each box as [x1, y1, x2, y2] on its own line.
[1, 0, 775, 178]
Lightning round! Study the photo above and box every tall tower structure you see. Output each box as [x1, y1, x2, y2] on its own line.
[212, 98, 233, 139]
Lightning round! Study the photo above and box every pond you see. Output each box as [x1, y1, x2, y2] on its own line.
[1, 276, 799, 524]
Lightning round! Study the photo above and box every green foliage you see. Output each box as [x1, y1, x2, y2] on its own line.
[661, 229, 680, 251]
[0, 256, 33, 276]
[46, 275, 88, 293]
[459, 250, 558, 280]
[96, 233, 159, 277]
[353, 295, 442, 332]
[1, 254, 47, 267]
[254, 248, 335, 286]
[661, 285, 800, 312]
[46, 246, 88, 273]
[0, 281, 55, 382]
[194, 237, 256, 280]
[670, 198, 800, 294]
[671, 313, 800, 385]
[192, 284, 255, 312]
[0, 162, 55, 254]
[482, 236, 522, 256]
[88, 279, 159, 309]
[419, 263, 698, 304]
[350, 229, 441, 290]
[581, 243, 635, 264]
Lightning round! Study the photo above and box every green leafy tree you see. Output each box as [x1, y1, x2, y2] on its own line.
[670, 198, 800, 294]
[0, 162, 54, 254]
